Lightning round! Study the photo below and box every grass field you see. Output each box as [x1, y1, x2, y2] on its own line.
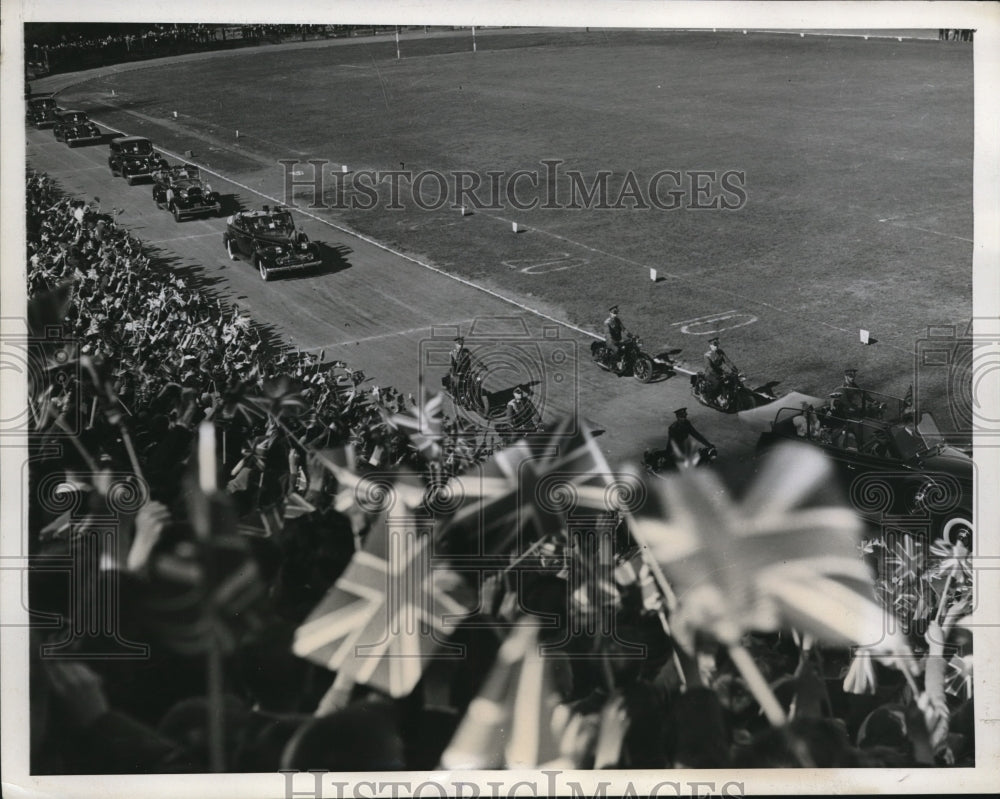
[57, 29, 973, 433]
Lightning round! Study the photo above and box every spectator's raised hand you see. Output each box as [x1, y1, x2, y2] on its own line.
[127, 499, 172, 572]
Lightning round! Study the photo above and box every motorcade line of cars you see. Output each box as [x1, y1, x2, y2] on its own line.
[30, 96, 323, 280]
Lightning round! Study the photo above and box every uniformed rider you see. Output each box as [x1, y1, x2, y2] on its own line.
[449, 336, 482, 406]
[667, 407, 714, 459]
[604, 305, 630, 371]
[703, 337, 735, 405]
[840, 368, 871, 418]
[450, 336, 473, 380]
[506, 387, 542, 433]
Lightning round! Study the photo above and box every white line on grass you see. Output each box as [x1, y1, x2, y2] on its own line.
[87, 115, 606, 344]
[751, 30, 936, 41]
[463, 205, 909, 352]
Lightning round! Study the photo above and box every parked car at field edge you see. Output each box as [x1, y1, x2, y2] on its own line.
[26, 94, 59, 128]
[53, 110, 103, 147]
[222, 206, 322, 281]
[739, 391, 973, 544]
[108, 136, 168, 185]
[151, 164, 222, 221]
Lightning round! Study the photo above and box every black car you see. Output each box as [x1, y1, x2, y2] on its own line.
[52, 110, 102, 147]
[108, 136, 167, 185]
[222, 206, 321, 281]
[740, 391, 973, 543]
[151, 164, 222, 221]
[26, 94, 59, 128]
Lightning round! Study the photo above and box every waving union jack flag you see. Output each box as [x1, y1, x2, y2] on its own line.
[386, 391, 446, 460]
[626, 442, 912, 657]
[292, 515, 475, 698]
[436, 417, 620, 558]
[439, 620, 572, 769]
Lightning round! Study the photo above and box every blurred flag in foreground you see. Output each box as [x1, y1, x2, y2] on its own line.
[292, 516, 475, 698]
[626, 442, 911, 658]
[439, 620, 573, 769]
[436, 417, 619, 557]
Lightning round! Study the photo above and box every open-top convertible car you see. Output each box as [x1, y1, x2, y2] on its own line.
[52, 110, 102, 147]
[151, 164, 222, 221]
[108, 136, 168, 185]
[26, 94, 59, 128]
[222, 206, 321, 281]
[739, 391, 973, 544]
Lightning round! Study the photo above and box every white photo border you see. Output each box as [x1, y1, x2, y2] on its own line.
[2, 1, 998, 796]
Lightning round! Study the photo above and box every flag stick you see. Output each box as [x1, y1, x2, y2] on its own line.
[934, 572, 955, 626]
[119, 426, 145, 483]
[196, 422, 226, 771]
[504, 536, 548, 572]
[198, 422, 217, 494]
[316, 669, 355, 716]
[54, 415, 99, 471]
[727, 643, 786, 726]
[206, 639, 226, 771]
[896, 657, 921, 697]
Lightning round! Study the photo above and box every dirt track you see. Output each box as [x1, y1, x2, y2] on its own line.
[25, 28, 973, 471]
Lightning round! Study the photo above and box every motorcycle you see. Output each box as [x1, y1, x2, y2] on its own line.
[690, 369, 777, 413]
[591, 335, 658, 383]
[495, 420, 545, 443]
[442, 369, 489, 416]
[644, 443, 718, 474]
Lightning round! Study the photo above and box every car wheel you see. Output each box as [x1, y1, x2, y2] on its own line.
[256, 256, 272, 282]
[171, 205, 181, 222]
[226, 238, 239, 261]
[633, 355, 654, 383]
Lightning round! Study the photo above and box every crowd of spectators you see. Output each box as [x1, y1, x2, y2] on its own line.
[25, 24, 416, 76]
[26, 168, 499, 772]
[24, 170, 976, 775]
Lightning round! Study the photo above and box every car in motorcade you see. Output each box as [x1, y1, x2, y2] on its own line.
[108, 136, 168, 185]
[52, 110, 103, 147]
[26, 94, 59, 128]
[151, 164, 222, 221]
[739, 390, 973, 545]
[222, 206, 322, 281]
